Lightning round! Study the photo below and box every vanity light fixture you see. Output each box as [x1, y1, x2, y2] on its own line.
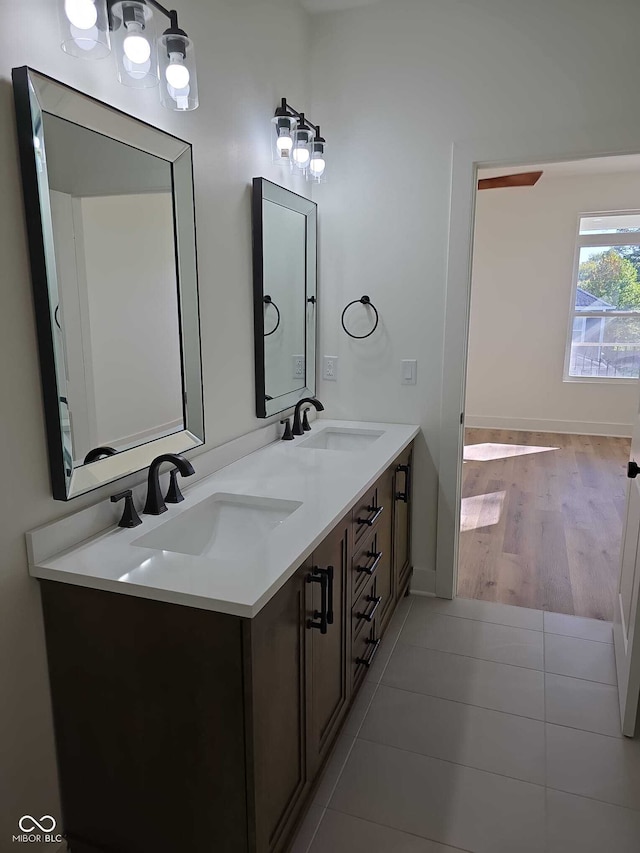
[111, 1, 158, 89]
[292, 115, 312, 169]
[58, 0, 198, 111]
[308, 132, 326, 182]
[271, 102, 296, 160]
[271, 99, 327, 183]
[59, 0, 111, 58]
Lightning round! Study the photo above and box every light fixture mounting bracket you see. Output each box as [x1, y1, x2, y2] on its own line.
[106, 0, 180, 33]
[277, 98, 323, 138]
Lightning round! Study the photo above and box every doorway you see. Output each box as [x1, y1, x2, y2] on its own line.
[458, 156, 640, 621]
[459, 429, 629, 619]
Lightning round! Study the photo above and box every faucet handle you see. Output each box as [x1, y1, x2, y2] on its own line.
[302, 409, 312, 431]
[111, 489, 142, 528]
[280, 418, 294, 441]
[165, 468, 185, 504]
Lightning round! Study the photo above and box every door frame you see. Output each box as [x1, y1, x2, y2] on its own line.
[436, 123, 640, 600]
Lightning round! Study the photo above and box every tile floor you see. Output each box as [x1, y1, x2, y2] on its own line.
[291, 594, 640, 853]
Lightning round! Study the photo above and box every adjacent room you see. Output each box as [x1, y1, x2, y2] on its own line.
[460, 156, 640, 620]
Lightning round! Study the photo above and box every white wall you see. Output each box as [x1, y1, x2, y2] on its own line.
[309, 0, 640, 593]
[0, 1, 310, 845]
[466, 171, 640, 437]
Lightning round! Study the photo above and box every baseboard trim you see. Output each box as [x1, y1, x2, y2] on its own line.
[409, 567, 436, 595]
[464, 415, 632, 438]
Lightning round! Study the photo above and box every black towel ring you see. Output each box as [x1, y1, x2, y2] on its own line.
[83, 446, 118, 464]
[341, 295, 379, 339]
[263, 295, 281, 336]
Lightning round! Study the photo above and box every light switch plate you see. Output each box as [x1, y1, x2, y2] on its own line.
[292, 355, 305, 379]
[401, 359, 417, 385]
[323, 356, 338, 381]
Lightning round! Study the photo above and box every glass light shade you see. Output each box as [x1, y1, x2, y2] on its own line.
[58, 0, 110, 59]
[307, 138, 327, 183]
[111, 1, 159, 89]
[271, 114, 296, 165]
[158, 32, 198, 111]
[292, 127, 312, 172]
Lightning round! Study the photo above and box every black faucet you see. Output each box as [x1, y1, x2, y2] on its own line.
[111, 489, 142, 528]
[292, 397, 324, 436]
[280, 418, 294, 440]
[143, 453, 195, 515]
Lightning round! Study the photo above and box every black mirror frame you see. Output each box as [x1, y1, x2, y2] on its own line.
[252, 177, 318, 419]
[12, 66, 205, 500]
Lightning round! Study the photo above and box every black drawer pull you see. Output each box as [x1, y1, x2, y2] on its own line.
[326, 565, 334, 625]
[307, 567, 332, 634]
[356, 594, 382, 623]
[357, 505, 384, 527]
[395, 464, 410, 503]
[356, 637, 381, 668]
[356, 550, 383, 576]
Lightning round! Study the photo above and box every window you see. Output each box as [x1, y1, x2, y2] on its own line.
[566, 213, 640, 380]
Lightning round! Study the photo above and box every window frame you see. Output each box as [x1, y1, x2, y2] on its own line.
[563, 209, 640, 384]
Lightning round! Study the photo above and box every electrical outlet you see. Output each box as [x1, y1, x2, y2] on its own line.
[323, 356, 338, 381]
[292, 355, 305, 379]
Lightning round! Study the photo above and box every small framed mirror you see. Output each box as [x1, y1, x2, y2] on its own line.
[252, 178, 317, 418]
[13, 67, 204, 500]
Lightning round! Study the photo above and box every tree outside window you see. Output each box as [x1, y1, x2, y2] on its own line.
[567, 214, 640, 379]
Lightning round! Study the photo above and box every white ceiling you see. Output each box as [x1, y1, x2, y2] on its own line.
[479, 154, 640, 181]
[299, 0, 381, 12]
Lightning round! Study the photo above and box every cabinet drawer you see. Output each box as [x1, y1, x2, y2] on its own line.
[351, 529, 385, 603]
[352, 485, 385, 545]
[352, 618, 379, 688]
[352, 573, 382, 688]
[352, 574, 381, 641]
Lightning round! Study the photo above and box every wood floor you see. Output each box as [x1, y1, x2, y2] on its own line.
[458, 428, 631, 621]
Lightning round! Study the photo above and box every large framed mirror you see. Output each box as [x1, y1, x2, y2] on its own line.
[12, 67, 204, 500]
[252, 178, 317, 418]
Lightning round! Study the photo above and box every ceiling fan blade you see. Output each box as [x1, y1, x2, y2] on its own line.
[478, 170, 543, 190]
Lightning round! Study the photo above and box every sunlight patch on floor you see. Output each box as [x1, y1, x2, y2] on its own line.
[464, 442, 559, 463]
[460, 490, 507, 532]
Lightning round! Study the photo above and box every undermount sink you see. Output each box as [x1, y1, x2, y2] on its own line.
[297, 427, 384, 452]
[133, 493, 302, 560]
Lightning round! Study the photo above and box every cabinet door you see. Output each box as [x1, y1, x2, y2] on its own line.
[393, 446, 413, 599]
[376, 466, 395, 631]
[306, 515, 350, 777]
[247, 566, 310, 853]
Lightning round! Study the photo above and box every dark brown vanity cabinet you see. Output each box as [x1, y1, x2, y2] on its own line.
[306, 518, 350, 777]
[246, 564, 310, 853]
[393, 445, 413, 600]
[40, 442, 414, 853]
[249, 516, 350, 853]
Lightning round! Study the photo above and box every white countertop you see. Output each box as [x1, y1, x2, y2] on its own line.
[28, 420, 419, 618]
